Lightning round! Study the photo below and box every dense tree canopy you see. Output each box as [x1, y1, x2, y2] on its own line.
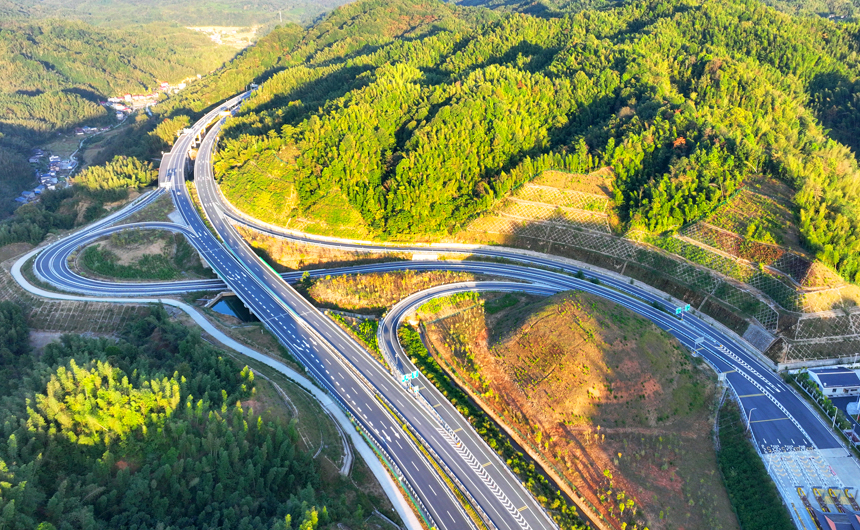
[0, 305, 378, 529]
[73, 156, 156, 191]
[207, 0, 860, 282]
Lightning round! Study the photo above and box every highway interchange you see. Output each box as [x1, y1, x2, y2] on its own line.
[26, 94, 860, 530]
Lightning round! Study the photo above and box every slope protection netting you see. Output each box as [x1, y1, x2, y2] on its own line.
[461, 180, 860, 329]
[681, 222, 842, 289]
[794, 314, 855, 341]
[657, 236, 802, 312]
[466, 212, 781, 329]
[498, 199, 611, 233]
[784, 338, 860, 363]
[0, 261, 149, 333]
[515, 184, 610, 212]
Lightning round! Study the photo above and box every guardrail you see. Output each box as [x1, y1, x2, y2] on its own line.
[302, 321, 481, 530]
[251, 315, 440, 529]
[196, 112, 522, 530]
[182, 122, 446, 528]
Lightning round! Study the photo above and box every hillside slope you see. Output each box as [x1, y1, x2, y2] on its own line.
[414, 290, 733, 530]
[0, 17, 240, 212]
[212, 0, 860, 289]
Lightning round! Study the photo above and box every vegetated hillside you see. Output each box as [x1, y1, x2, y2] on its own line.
[2, 0, 352, 28]
[0, 156, 163, 252]
[156, 0, 493, 118]
[415, 290, 734, 530]
[211, 0, 860, 285]
[0, 18, 237, 211]
[760, 0, 859, 16]
[0, 303, 391, 529]
[0, 19, 232, 144]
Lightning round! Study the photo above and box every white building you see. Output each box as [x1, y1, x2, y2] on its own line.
[809, 368, 860, 397]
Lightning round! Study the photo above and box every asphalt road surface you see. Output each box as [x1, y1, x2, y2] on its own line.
[31, 92, 856, 530]
[189, 113, 557, 530]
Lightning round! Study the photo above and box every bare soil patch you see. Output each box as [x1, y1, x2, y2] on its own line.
[29, 331, 65, 354]
[0, 243, 34, 263]
[97, 232, 170, 266]
[118, 191, 176, 224]
[418, 290, 738, 530]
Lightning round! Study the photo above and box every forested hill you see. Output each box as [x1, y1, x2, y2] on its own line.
[209, 0, 860, 283]
[0, 20, 229, 139]
[536, 0, 860, 17]
[0, 303, 383, 529]
[0, 18, 238, 212]
[156, 0, 496, 117]
[1, 0, 353, 28]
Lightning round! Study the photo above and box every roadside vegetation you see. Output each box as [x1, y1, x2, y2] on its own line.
[119, 192, 177, 225]
[716, 401, 795, 530]
[305, 270, 479, 314]
[78, 228, 215, 281]
[411, 290, 735, 530]
[328, 313, 387, 368]
[237, 226, 406, 272]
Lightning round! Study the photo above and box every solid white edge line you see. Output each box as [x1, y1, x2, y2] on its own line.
[11, 246, 423, 530]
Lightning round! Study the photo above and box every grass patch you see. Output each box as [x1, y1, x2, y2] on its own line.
[185, 181, 222, 243]
[118, 191, 176, 224]
[82, 245, 177, 280]
[79, 230, 215, 281]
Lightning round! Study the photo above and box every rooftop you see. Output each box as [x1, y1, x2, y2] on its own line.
[814, 510, 860, 530]
[811, 368, 860, 388]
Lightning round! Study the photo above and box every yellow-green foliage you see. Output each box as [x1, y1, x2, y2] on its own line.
[0, 305, 373, 529]
[207, 0, 860, 283]
[73, 155, 155, 191]
[31, 359, 181, 445]
[152, 115, 192, 149]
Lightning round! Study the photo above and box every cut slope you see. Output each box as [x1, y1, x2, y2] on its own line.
[416, 290, 736, 530]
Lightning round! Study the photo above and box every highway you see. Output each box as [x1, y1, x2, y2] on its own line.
[191, 102, 860, 530]
[163, 100, 477, 530]
[27, 91, 859, 530]
[190, 113, 557, 530]
[201, 147, 846, 456]
[35, 97, 491, 530]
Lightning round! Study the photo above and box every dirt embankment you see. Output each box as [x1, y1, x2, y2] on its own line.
[418, 291, 739, 530]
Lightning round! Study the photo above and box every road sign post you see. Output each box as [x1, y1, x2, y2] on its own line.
[401, 371, 421, 386]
